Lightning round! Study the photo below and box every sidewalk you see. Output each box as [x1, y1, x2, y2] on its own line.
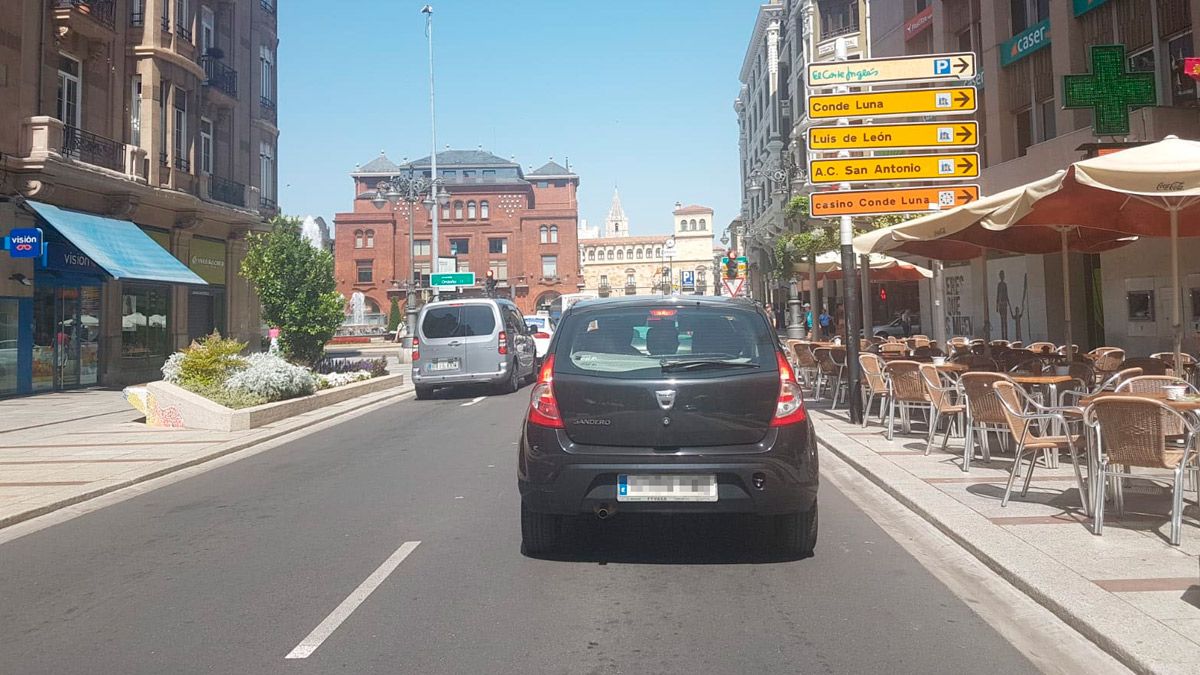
[0, 381, 413, 531]
[809, 402, 1200, 674]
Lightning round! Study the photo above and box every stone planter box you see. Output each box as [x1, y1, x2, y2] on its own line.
[126, 374, 405, 431]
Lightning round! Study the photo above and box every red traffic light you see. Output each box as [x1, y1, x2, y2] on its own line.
[879, 287, 887, 301]
[486, 269, 495, 279]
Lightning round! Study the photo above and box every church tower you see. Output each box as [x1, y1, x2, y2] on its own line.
[604, 188, 629, 238]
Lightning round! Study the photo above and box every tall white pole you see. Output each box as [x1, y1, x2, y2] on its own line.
[424, 5, 441, 300]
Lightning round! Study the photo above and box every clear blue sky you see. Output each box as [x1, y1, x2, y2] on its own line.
[278, 0, 757, 237]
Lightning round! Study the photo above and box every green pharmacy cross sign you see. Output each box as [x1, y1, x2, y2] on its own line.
[1063, 44, 1156, 136]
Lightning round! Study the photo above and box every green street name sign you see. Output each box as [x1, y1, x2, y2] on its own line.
[430, 272, 476, 287]
[1073, 0, 1111, 16]
[1063, 44, 1156, 136]
[1001, 18, 1050, 67]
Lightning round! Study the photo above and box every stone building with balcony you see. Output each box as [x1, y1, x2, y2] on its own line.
[579, 202, 717, 298]
[0, 0, 278, 396]
[333, 151, 581, 318]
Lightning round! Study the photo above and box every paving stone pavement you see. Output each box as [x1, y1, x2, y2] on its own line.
[808, 395, 1200, 674]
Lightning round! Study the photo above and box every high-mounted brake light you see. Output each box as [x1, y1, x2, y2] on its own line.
[649, 309, 677, 317]
[771, 351, 808, 426]
[527, 354, 563, 428]
[533, 332, 551, 339]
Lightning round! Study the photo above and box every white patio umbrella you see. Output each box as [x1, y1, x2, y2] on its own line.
[986, 136, 1200, 371]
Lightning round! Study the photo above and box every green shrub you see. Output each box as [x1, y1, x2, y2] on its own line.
[176, 333, 248, 390]
[387, 297, 402, 332]
[192, 382, 269, 409]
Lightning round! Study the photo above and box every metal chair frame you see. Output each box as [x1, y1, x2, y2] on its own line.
[919, 364, 964, 455]
[993, 381, 1088, 514]
[884, 360, 930, 441]
[859, 353, 890, 427]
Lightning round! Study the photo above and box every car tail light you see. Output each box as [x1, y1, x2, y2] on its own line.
[411, 337, 419, 362]
[527, 354, 563, 428]
[533, 332, 550, 339]
[771, 351, 808, 427]
[498, 330, 508, 355]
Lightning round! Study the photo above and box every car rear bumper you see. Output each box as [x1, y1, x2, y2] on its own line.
[412, 362, 509, 386]
[518, 423, 818, 516]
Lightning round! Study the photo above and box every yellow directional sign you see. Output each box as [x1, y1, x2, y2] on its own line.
[808, 153, 979, 185]
[808, 87, 976, 120]
[808, 52, 976, 88]
[810, 185, 981, 218]
[807, 121, 978, 152]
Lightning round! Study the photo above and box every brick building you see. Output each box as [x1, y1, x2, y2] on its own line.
[333, 151, 581, 317]
[0, 0, 278, 396]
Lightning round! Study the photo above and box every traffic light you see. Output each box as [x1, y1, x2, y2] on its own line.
[485, 269, 497, 297]
[724, 255, 738, 280]
[879, 287, 887, 301]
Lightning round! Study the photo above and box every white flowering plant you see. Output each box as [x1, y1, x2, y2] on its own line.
[316, 370, 374, 390]
[223, 352, 317, 401]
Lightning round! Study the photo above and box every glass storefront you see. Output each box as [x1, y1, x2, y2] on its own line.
[0, 298, 20, 396]
[32, 284, 101, 392]
[121, 284, 170, 359]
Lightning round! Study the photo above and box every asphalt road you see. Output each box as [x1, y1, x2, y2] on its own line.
[0, 385, 1043, 674]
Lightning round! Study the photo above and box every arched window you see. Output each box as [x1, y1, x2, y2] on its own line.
[616, 249, 624, 260]
[365, 229, 375, 248]
[354, 230, 363, 248]
[454, 201, 464, 219]
[549, 225, 559, 243]
[480, 200, 489, 219]
[699, 218, 706, 230]
[442, 202, 451, 220]
[467, 201, 477, 219]
[655, 247, 662, 258]
[681, 219, 689, 230]
[587, 248, 595, 261]
[689, 219, 697, 230]
[635, 248, 643, 260]
[607, 249, 614, 261]
[539, 225, 549, 243]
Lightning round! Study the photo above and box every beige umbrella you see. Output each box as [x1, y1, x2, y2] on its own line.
[795, 252, 932, 281]
[985, 136, 1200, 370]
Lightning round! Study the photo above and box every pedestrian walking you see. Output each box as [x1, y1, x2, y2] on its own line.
[764, 303, 775, 330]
[900, 309, 913, 338]
[819, 307, 832, 337]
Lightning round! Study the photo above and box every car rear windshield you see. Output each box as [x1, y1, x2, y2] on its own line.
[525, 317, 548, 331]
[421, 305, 497, 338]
[554, 305, 776, 379]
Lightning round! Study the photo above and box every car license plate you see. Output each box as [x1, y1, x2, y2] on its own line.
[429, 359, 459, 372]
[617, 474, 717, 502]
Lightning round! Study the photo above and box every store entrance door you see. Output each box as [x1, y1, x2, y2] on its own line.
[32, 284, 100, 391]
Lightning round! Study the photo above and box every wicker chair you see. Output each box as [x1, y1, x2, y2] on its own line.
[884, 360, 930, 440]
[791, 342, 820, 392]
[920, 364, 964, 455]
[859, 353, 890, 427]
[952, 355, 999, 372]
[1058, 344, 1081, 359]
[880, 342, 909, 357]
[1153, 351, 1197, 366]
[992, 381, 1088, 512]
[960, 372, 1013, 471]
[1118, 357, 1171, 377]
[1115, 375, 1197, 395]
[1061, 367, 1145, 408]
[1008, 358, 1046, 375]
[1091, 349, 1125, 382]
[814, 347, 848, 407]
[1085, 396, 1200, 545]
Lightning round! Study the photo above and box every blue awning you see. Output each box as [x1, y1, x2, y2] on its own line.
[25, 201, 207, 285]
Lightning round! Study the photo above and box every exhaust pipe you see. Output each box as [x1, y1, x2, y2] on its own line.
[594, 503, 613, 520]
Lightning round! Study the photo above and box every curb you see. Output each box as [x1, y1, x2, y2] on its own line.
[811, 409, 1200, 675]
[0, 386, 414, 532]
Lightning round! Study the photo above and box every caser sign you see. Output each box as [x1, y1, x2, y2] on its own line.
[1001, 19, 1050, 67]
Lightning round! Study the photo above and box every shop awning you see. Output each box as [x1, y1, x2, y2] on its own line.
[25, 201, 207, 285]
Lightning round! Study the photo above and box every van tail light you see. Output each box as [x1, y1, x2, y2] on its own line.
[527, 354, 563, 428]
[533, 332, 550, 340]
[498, 330, 508, 355]
[771, 351, 808, 427]
[411, 337, 419, 362]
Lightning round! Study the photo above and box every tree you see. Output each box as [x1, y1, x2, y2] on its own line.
[241, 215, 345, 365]
[386, 297, 402, 333]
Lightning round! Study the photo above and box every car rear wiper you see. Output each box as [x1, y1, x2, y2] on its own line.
[660, 358, 760, 372]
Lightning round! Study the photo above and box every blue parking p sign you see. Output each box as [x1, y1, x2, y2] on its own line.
[933, 58, 950, 75]
[5, 228, 43, 259]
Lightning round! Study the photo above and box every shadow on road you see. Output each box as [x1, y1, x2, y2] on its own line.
[526, 513, 812, 565]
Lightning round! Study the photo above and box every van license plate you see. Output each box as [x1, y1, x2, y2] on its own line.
[617, 474, 717, 502]
[429, 359, 459, 372]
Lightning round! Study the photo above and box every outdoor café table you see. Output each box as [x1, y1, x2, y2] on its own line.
[1079, 390, 1200, 412]
[1009, 374, 1075, 408]
[934, 362, 969, 373]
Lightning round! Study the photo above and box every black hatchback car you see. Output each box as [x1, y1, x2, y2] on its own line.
[517, 296, 818, 556]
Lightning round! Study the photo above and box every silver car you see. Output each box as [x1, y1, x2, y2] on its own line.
[412, 298, 537, 400]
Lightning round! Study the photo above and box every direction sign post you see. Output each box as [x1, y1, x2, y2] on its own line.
[430, 272, 476, 288]
[809, 153, 978, 185]
[807, 52, 975, 88]
[807, 121, 978, 151]
[808, 87, 975, 120]
[810, 185, 980, 218]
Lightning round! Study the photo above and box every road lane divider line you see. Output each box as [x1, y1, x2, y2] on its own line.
[461, 396, 486, 407]
[285, 540, 421, 659]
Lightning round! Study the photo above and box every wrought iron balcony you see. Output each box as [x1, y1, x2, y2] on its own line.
[176, 23, 192, 42]
[62, 125, 124, 172]
[160, 151, 169, 167]
[130, 11, 143, 26]
[260, 197, 277, 213]
[260, 96, 277, 123]
[173, 155, 190, 172]
[821, 22, 860, 41]
[55, 0, 115, 31]
[201, 56, 238, 99]
[624, 284, 637, 296]
[209, 175, 246, 207]
[161, 15, 170, 32]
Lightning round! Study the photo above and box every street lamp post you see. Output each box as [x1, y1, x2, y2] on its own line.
[372, 175, 450, 348]
[746, 139, 807, 339]
[422, 4, 443, 300]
